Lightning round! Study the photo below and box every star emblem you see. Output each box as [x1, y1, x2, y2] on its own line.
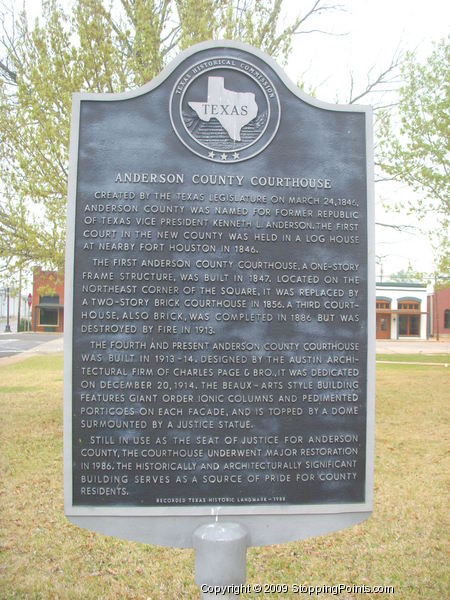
[233, 152, 240, 160]
[208, 151, 215, 159]
[220, 153, 227, 161]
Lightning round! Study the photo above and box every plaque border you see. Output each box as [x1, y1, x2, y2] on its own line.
[64, 39, 375, 547]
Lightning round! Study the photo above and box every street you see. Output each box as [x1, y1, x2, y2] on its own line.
[0, 332, 63, 358]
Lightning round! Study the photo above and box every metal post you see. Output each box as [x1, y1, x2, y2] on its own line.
[193, 522, 248, 599]
[17, 269, 22, 332]
[434, 276, 440, 341]
[4, 287, 11, 332]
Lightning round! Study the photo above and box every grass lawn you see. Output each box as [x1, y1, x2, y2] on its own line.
[376, 354, 450, 364]
[0, 354, 449, 599]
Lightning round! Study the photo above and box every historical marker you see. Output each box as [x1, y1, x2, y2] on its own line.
[64, 41, 374, 549]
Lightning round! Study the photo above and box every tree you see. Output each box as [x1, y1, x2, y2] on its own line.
[388, 264, 426, 284]
[0, 0, 343, 274]
[378, 38, 450, 268]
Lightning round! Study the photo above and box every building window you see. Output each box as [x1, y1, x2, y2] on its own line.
[39, 307, 59, 326]
[398, 300, 420, 311]
[444, 309, 450, 329]
[39, 294, 60, 304]
[376, 300, 390, 310]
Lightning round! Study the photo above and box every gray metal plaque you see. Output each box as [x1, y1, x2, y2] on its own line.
[64, 41, 375, 547]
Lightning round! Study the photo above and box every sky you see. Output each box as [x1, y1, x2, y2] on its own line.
[10, 0, 450, 281]
[285, 0, 448, 99]
[283, 0, 449, 280]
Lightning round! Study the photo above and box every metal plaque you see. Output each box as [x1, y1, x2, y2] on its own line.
[64, 41, 374, 547]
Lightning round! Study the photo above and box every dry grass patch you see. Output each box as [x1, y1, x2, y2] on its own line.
[1, 354, 449, 599]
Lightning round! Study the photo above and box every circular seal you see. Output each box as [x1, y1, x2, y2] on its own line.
[170, 56, 280, 163]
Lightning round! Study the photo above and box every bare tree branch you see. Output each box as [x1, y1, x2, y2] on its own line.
[293, 28, 348, 36]
[347, 49, 404, 106]
[375, 222, 417, 233]
[0, 58, 16, 83]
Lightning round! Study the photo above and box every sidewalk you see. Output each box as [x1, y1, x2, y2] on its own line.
[376, 339, 450, 355]
[30, 336, 64, 353]
[0, 335, 64, 366]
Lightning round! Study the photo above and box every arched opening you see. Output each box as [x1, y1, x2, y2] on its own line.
[397, 298, 421, 337]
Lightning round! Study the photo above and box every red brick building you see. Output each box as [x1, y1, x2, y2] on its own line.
[32, 268, 64, 333]
[428, 286, 450, 339]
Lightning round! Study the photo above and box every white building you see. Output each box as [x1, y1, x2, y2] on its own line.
[0, 288, 31, 332]
[376, 282, 428, 340]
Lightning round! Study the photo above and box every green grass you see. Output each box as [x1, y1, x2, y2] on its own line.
[376, 353, 450, 364]
[1, 354, 449, 599]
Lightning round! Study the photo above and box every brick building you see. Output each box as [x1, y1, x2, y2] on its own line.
[428, 286, 450, 339]
[32, 268, 65, 333]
